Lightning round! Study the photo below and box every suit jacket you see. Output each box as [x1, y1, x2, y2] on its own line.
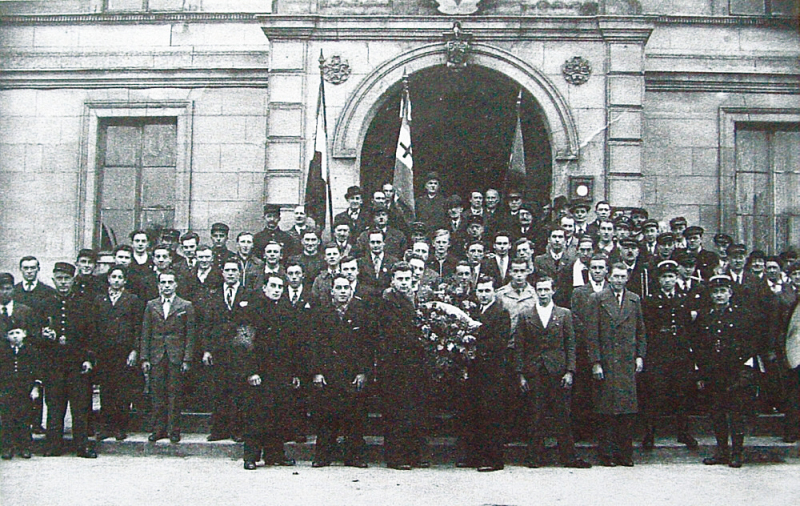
[515, 305, 576, 376]
[483, 255, 513, 288]
[415, 194, 448, 232]
[569, 282, 606, 351]
[355, 227, 408, 259]
[585, 288, 647, 414]
[202, 285, 261, 359]
[468, 301, 511, 396]
[357, 254, 399, 292]
[496, 283, 538, 336]
[430, 254, 460, 280]
[92, 291, 144, 354]
[236, 255, 265, 289]
[14, 281, 57, 327]
[288, 252, 326, 283]
[140, 296, 196, 366]
[534, 250, 573, 281]
[333, 209, 370, 240]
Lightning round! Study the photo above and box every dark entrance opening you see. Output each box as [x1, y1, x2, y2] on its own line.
[360, 65, 552, 207]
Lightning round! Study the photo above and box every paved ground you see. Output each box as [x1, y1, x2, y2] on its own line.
[2, 455, 799, 506]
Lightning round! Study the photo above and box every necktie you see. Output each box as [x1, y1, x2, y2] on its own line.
[373, 257, 381, 277]
[226, 287, 234, 310]
[162, 299, 171, 319]
[581, 268, 589, 284]
[1, 306, 8, 325]
[25, 283, 33, 292]
[291, 290, 299, 305]
[617, 292, 624, 308]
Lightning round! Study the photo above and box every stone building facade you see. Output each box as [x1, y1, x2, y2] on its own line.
[0, 0, 798, 274]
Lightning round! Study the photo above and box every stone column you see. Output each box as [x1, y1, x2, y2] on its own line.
[599, 18, 653, 207]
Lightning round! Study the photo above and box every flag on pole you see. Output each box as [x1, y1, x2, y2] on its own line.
[305, 54, 330, 234]
[393, 71, 415, 218]
[505, 89, 527, 195]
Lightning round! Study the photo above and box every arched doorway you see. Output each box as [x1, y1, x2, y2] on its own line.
[359, 65, 552, 206]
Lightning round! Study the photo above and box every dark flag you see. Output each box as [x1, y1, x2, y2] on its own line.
[505, 89, 526, 195]
[305, 59, 330, 233]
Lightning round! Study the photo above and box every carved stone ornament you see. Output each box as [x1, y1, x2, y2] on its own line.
[321, 55, 351, 85]
[561, 56, 592, 86]
[444, 22, 473, 70]
[434, 0, 481, 15]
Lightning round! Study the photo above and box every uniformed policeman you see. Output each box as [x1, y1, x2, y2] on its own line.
[694, 275, 759, 468]
[639, 260, 698, 450]
[210, 222, 236, 273]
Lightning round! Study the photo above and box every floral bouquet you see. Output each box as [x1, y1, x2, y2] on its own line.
[415, 300, 482, 383]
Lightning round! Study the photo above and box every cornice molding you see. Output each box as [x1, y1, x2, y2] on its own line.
[0, 68, 269, 89]
[655, 15, 799, 28]
[258, 15, 655, 42]
[645, 71, 800, 94]
[0, 12, 260, 25]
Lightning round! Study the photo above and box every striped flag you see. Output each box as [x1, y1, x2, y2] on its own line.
[305, 70, 330, 233]
[505, 89, 526, 195]
[393, 74, 415, 218]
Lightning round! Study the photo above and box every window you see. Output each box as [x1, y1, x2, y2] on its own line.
[734, 123, 800, 253]
[96, 118, 178, 249]
[729, 0, 799, 16]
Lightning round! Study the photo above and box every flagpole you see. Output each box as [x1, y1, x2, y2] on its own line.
[319, 50, 334, 239]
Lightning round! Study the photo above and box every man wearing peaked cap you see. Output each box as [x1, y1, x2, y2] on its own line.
[446, 195, 467, 253]
[640, 219, 661, 258]
[669, 217, 688, 249]
[254, 204, 293, 260]
[210, 223, 236, 273]
[639, 258, 698, 452]
[682, 226, 719, 282]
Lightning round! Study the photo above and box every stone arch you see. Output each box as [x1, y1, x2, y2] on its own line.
[332, 42, 579, 168]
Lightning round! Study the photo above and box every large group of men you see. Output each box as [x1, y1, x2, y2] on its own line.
[2, 170, 800, 472]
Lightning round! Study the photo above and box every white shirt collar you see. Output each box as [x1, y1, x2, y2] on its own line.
[1, 300, 14, 314]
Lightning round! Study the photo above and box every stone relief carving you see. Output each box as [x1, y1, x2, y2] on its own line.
[561, 56, 592, 86]
[321, 55, 352, 85]
[434, 0, 481, 15]
[444, 22, 473, 70]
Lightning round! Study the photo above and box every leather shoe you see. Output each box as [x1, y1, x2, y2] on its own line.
[1, 452, 12, 460]
[477, 465, 503, 472]
[414, 461, 431, 469]
[388, 463, 412, 470]
[207, 433, 228, 442]
[702, 455, 729, 465]
[244, 460, 257, 470]
[19, 449, 32, 459]
[345, 460, 368, 469]
[677, 433, 699, 450]
[615, 456, 634, 467]
[563, 458, 592, 469]
[598, 456, 616, 467]
[169, 433, 181, 444]
[115, 431, 127, 441]
[728, 457, 743, 468]
[148, 432, 167, 442]
[272, 458, 295, 466]
[312, 460, 331, 468]
[455, 460, 475, 468]
[77, 448, 98, 459]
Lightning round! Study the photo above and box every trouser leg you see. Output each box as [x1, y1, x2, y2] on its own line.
[166, 361, 182, 436]
[67, 369, 90, 449]
[45, 371, 67, 451]
[342, 398, 367, 462]
[149, 361, 167, 434]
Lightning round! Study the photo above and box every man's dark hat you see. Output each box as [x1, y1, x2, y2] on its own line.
[749, 250, 767, 261]
[674, 250, 697, 266]
[642, 219, 659, 231]
[446, 194, 463, 209]
[713, 233, 733, 246]
[161, 229, 180, 240]
[333, 215, 350, 229]
[669, 216, 688, 228]
[570, 200, 591, 212]
[0, 272, 14, 286]
[425, 172, 441, 183]
[77, 248, 97, 261]
[683, 225, 705, 238]
[618, 237, 640, 249]
[371, 202, 389, 214]
[53, 262, 76, 277]
[264, 203, 281, 216]
[727, 243, 747, 256]
[344, 186, 362, 200]
[410, 222, 428, 235]
[614, 216, 633, 230]
[466, 214, 484, 227]
[211, 222, 229, 234]
[656, 232, 675, 246]
[630, 208, 649, 218]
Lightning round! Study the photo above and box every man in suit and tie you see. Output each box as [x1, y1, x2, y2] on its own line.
[516, 276, 591, 469]
[355, 203, 407, 260]
[586, 262, 647, 466]
[484, 231, 513, 288]
[556, 236, 594, 308]
[202, 261, 257, 441]
[618, 237, 652, 298]
[534, 227, 573, 284]
[446, 195, 468, 254]
[570, 200, 591, 238]
[334, 186, 369, 241]
[640, 220, 660, 260]
[356, 229, 399, 295]
[140, 270, 196, 443]
[14, 256, 57, 434]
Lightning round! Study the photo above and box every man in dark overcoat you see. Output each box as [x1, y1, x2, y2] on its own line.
[378, 262, 430, 470]
[585, 262, 647, 466]
[308, 274, 373, 468]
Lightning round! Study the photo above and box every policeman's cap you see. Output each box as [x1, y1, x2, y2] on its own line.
[263, 204, 281, 216]
[674, 250, 697, 267]
[656, 260, 679, 277]
[630, 208, 649, 219]
[656, 232, 675, 246]
[77, 248, 97, 262]
[211, 222, 230, 234]
[614, 217, 633, 230]
[53, 262, 76, 277]
[642, 219, 659, 231]
[161, 229, 180, 240]
[618, 237, 640, 249]
[727, 243, 748, 257]
[708, 275, 732, 289]
[669, 216, 688, 228]
[713, 233, 733, 247]
[683, 226, 705, 238]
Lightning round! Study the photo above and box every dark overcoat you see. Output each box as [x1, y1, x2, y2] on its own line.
[585, 288, 647, 415]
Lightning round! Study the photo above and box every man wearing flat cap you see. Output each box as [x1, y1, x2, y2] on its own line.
[640, 220, 661, 260]
[74, 249, 103, 303]
[356, 203, 407, 259]
[334, 186, 369, 240]
[669, 217, 688, 249]
[415, 172, 448, 233]
[40, 262, 97, 458]
[618, 237, 651, 298]
[639, 260, 698, 451]
[253, 204, 293, 260]
[683, 226, 719, 282]
[446, 195, 467, 254]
